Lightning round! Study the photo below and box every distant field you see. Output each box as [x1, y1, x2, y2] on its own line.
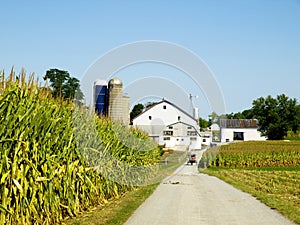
[285, 137, 300, 141]
[201, 141, 300, 224]
[208, 141, 300, 168]
[285, 131, 300, 141]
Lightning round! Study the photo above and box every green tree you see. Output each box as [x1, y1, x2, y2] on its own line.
[226, 112, 248, 119]
[226, 109, 254, 119]
[130, 103, 144, 120]
[198, 117, 209, 130]
[208, 112, 226, 124]
[251, 94, 300, 140]
[242, 109, 254, 119]
[145, 102, 156, 109]
[43, 68, 84, 101]
[225, 109, 254, 119]
[208, 112, 219, 124]
[297, 104, 300, 129]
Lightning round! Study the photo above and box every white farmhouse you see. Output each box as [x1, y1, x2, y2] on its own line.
[219, 119, 266, 142]
[132, 99, 202, 150]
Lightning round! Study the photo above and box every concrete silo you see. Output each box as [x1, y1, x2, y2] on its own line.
[108, 77, 129, 124]
[94, 78, 108, 116]
[122, 95, 130, 126]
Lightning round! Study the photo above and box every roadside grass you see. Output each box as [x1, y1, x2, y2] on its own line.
[65, 183, 158, 225]
[203, 167, 300, 224]
[65, 150, 186, 225]
[200, 141, 300, 224]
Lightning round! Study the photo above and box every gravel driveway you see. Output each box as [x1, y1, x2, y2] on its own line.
[124, 152, 296, 225]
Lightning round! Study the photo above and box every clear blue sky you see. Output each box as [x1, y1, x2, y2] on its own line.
[1, 0, 299, 118]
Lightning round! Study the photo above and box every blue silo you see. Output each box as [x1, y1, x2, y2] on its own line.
[94, 79, 108, 116]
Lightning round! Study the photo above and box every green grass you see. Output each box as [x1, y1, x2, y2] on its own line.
[285, 137, 300, 141]
[285, 130, 300, 141]
[65, 183, 158, 225]
[207, 166, 300, 172]
[200, 141, 300, 224]
[202, 167, 300, 224]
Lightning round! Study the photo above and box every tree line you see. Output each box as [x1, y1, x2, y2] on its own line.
[202, 94, 300, 140]
[130, 95, 300, 141]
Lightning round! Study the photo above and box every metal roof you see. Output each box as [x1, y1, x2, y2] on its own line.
[219, 119, 259, 128]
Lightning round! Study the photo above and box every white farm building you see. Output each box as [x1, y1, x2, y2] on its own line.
[219, 119, 266, 142]
[132, 99, 202, 150]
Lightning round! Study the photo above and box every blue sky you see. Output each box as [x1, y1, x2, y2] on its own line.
[1, 0, 300, 118]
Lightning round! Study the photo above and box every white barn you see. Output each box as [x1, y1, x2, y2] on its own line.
[132, 99, 202, 150]
[219, 119, 266, 142]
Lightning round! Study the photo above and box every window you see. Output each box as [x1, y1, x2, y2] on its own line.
[163, 130, 173, 136]
[234, 132, 244, 141]
[188, 126, 192, 129]
[168, 126, 173, 129]
[190, 137, 197, 141]
[163, 105, 166, 109]
[178, 116, 181, 121]
[149, 116, 152, 120]
[163, 137, 170, 140]
[187, 131, 197, 136]
[203, 139, 206, 142]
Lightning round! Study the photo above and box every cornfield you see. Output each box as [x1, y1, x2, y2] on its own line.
[0, 69, 161, 224]
[201, 141, 300, 169]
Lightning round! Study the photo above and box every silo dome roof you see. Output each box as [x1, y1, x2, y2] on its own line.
[94, 78, 107, 86]
[108, 77, 122, 86]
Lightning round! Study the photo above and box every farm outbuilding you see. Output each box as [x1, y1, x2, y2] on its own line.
[131, 99, 202, 150]
[200, 131, 213, 146]
[219, 119, 266, 142]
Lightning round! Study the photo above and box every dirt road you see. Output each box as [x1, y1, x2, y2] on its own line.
[124, 152, 295, 225]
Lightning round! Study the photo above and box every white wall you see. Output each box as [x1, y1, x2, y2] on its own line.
[189, 136, 202, 150]
[159, 136, 201, 149]
[220, 128, 266, 142]
[159, 136, 190, 148]
[132, 101, 197, 129]
[210, 123, 220, 131]
[161, 137, 176, 148]
[200, 132, 212, 146]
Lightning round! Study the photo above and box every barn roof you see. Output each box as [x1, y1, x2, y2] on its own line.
[131, 99, 196, 122]
[219, 119, 259, 128]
